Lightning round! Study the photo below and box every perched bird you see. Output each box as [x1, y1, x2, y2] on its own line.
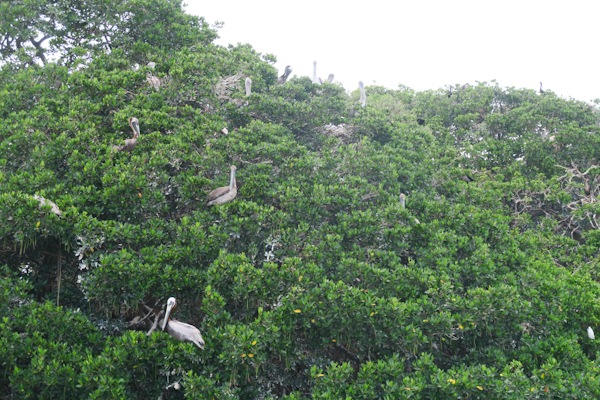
[245, 77, 252, 96]
[358, 81, 366, 107]
[461, 174, 475, 183]
[399, 193, 419, 223]
[113, 117, 141, 152]
[162, 297, 205, 349]
[146, 62, 160, 90]
[539, 82, 545, 94]
[205, 165, 237, 206]
[33, 194, 62, 216]
[588, 326, 595, 340]
[277, 65, 293, 84]
[146, 74, 161, 91]
[312, 61, 320, 85]
[326, 74, 335, 83]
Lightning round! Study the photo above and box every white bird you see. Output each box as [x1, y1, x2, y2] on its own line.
[162, 297, 205, 349]
[245, 77, 252, 96]
[312, 61, 320, 85]
[399, 193, 406, 209]
[205, 165, 237, 206]
[358, 81, 366, 107]
[588, 326, 595, 340]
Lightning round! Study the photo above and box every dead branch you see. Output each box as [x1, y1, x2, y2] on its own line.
[215, 73, 244, 102]
[146, 311, 163, 336]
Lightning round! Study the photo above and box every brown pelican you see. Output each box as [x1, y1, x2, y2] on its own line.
[277, 65, 292, 84]
[146, 62, 160, 90]
[205, 165, 237, 206]
[312, 61, 320, 85]
[326, 74, 334, 83]
[245, 77, 252, 96]
[146, 74, 161, 91]
[358, 81, 366, 107]
[539, 82, 545, 94]
[33, 194, 62, 216]
[162, 297, 205, 349]
[461, 174, 474, 183]
[113, 117, 140, 152]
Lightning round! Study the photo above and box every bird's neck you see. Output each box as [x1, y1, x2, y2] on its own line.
[229, 170, 236, 190]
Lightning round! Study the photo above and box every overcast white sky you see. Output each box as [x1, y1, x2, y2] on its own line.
[186, 1, 599, 102]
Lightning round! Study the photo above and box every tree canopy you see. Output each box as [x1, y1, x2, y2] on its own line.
[0, 1, 599, 398]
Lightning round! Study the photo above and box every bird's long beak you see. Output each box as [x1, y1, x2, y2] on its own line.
[130, 119, 140, 138]
[230, 166, 236, 190]
[162, 303, 173, 330]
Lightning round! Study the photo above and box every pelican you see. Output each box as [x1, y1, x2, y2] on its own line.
[33, 194, 62, 216]
[326, 73, 334, 83]
[399, 193, 406, 209]
[277, 65, 292, 84]
[359, 81, 366, 107]
[162, 297, 205, 349]
[539, 82, 545, 94]
[205, 165, 237, 206]
[312, 61, 320, 84]
[245, 77, 252, 96]
[461, 174, 475, 183]
[146, 62, 160, 90]
[588, 326, 595, 340]
[146, 74, 161, 91]
[113, 117, 140, 152]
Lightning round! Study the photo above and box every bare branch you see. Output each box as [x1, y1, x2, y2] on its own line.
[146, 313, 161, 336]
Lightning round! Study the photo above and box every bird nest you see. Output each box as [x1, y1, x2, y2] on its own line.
[215, 73, 245, 102]
[319, 123, 355, 139]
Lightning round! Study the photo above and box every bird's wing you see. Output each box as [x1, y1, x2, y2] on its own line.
[166, 320, 205, 349]
[206, 186, 230, 203]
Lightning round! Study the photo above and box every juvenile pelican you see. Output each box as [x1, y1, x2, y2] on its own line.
[205, 165, 237, 206]
[162, 297, 205, 349]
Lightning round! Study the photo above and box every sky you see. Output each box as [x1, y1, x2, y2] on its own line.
[185, 1, 599, 102]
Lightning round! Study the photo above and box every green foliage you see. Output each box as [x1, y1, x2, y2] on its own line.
[1, 1, 599, 398]
[0, 0, 216, 67]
